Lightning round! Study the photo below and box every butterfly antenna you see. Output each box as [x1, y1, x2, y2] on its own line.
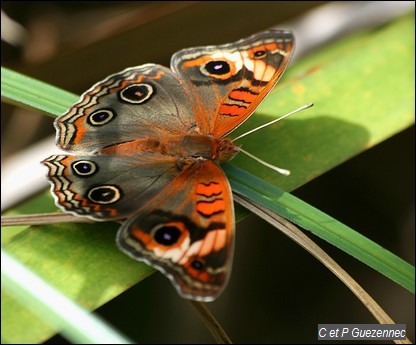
[232, 103, 313, 141]
[237, 147, 291, 176]
[233, 103, 314, 176]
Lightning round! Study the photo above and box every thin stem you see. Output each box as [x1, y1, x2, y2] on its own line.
[1, 213, 92, 226]
[233, 193, 412, 345]
[188, 301, 232, 344]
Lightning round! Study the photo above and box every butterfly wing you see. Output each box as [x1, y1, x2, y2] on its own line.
[117, 159, 234, 301]
[171, 29, 294, 138]
[42, 153, 181, 220]
[43, 154, 234, 300]
[55, 64, 198, 154]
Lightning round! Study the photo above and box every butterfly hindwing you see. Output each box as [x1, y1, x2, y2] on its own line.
[117, 160, 234, 301]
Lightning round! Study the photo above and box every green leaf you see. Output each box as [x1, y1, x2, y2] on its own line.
[1, 250, 134, 344]
[224, 163, 415, 293]
[230, 13, 414, 191]
[0, 67, 78, 117]
[1, 14, 414, 344]
[1, 217, 154, 343]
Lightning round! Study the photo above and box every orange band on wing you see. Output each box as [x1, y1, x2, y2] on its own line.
[132, 226, 153, 246]
[196, 199, 225, 216]
[196, 182, 222, 197]
[228, 89, 258, 104]
[113, 70, 165, 92]
[218, 104, 247, 117]
[249, 42, 278, 55]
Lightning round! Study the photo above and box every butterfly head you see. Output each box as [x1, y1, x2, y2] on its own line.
[217, 137, 240, 162]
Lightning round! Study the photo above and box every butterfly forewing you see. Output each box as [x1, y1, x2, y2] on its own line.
[55, 65, 198, 153]
[42, 153, 181, 220]
[171, 30, 294, 137]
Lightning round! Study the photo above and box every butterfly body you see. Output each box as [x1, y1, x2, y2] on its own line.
[97, 134, 239, 163]
[43, 30, 294, 301]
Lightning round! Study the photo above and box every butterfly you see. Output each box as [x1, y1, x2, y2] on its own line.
[42, 30, 294, 301]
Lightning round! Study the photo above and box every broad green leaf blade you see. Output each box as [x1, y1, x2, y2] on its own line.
[1, 14, 414, 344]
[223, 163, 415, 293]
[1, 250, 133, 344]
[0, 67, 78, 117]
[230, 13, 414, 191]
[1, 218, 154, 344]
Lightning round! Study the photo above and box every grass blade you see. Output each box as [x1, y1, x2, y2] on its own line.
[1, 249, 133, 344]
[1, 67, 78, 117]
[224, 163, 415, 292]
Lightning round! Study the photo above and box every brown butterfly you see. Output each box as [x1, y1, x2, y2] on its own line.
[43, 30, 294, 301]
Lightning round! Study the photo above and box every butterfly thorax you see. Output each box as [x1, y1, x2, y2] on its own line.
[100, 134, 239, 162]
[163, 134, 240, 162]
